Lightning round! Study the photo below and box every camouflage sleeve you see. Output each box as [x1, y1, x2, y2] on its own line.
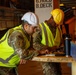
[8, 30, 27, 59]
[33, 29, 48, 51]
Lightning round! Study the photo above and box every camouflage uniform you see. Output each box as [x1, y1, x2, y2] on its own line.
[33, 23, 62, 75]
[0, 26, 35, 75]
[0, 67, 17, 75]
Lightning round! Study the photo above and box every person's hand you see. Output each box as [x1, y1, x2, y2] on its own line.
[19, 59, 27, 64]
[38, 49, 49, 55]
[47, 46, 57, 53]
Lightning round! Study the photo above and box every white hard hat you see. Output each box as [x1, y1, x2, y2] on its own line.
[21, 12, 38, 26]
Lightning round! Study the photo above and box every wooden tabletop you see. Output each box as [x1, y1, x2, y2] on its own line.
[32, 55, 76, 63]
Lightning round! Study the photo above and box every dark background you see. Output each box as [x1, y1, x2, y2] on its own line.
[0, 0, 34, 12]
[0, 0, 76, 12]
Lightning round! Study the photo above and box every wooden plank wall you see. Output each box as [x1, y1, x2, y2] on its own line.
[0, 6, 27, 30]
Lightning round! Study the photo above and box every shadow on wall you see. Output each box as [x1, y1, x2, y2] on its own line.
[0, 28, 9, 39]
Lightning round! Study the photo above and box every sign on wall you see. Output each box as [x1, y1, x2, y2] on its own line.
[34, 0, 53, 23]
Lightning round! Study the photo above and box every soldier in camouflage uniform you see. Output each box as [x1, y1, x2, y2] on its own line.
[0, 12, 39, 75]
[33, 9, 64, 75]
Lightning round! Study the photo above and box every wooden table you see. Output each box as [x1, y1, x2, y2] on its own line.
[32, 55, 76, 75]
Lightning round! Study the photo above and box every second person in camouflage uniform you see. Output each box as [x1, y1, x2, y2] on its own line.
[33, 9, 64, 75]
